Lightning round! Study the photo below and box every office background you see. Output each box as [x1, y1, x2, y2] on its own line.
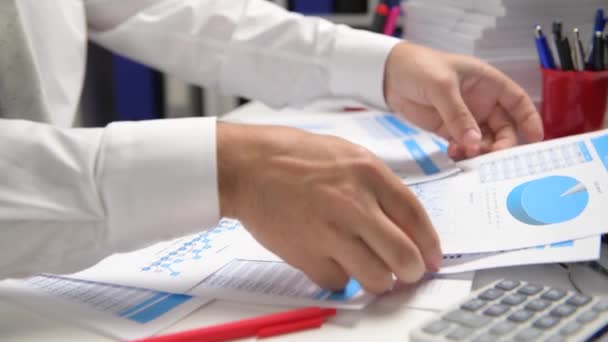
[79, 0, 608, 128]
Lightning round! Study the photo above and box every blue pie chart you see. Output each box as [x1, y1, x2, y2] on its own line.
[506, 176, 589, 226]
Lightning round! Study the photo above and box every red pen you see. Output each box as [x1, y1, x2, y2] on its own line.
[342, 106, 368, 112]
[133, 306, 337, 342]
[370, 2, 389, 33]
[383, 5, 401, 36]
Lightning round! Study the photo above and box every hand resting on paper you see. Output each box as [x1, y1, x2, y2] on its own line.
[384, 42, 545, 159]
[217, 122, 442, 294]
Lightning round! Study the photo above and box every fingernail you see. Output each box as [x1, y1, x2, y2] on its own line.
[428, 252, 443, 272]
[463, 129, 481, 144]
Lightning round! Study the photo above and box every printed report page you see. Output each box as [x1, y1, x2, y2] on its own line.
[412, 129, 608, 254]
[232, 112, 460, 184]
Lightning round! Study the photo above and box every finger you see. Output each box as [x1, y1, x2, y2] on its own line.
[427, 76, 482, 146]
[333, 236, 394, 294]
[447, 138, 466, 160]
[465, 125, 492, 157]
[487, 105, 519, 151]
[479, 125, 495, 154]
[463, 141, 482, 158]
[365, 165, 442, 270]
[489, 68, 544, 143]
[393, 99, 445, 135]
[377, 199, 441, 273]
[406, 117, 462, 158]
[362, 208, 428, 282]
[284, 254, 350, 291]
[377, 169, 442, 266]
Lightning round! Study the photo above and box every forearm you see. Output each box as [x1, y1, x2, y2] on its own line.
[84, 0, 400, 109]
[0, 117, 219, 278]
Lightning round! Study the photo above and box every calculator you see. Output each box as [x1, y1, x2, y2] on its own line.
[409, 279, 608, 341]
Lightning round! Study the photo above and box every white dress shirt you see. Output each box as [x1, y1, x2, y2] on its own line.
[0, 0, 400, 279]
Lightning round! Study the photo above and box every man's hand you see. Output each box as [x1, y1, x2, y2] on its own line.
[217, 122, 442, 294]
[384, 42, 544, 159]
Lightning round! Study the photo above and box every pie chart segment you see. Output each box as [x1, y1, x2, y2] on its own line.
[506, 176, 589, 226]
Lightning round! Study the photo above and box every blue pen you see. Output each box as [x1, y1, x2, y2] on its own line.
[535, 25, 556, 69]
[593, 8, 606, 32]
[587, 8, 605, 66]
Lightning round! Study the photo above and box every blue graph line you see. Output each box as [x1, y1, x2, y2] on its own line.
[141, 219, 240, 277]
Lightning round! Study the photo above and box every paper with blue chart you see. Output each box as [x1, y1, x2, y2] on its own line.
[0, 275, 209, 340]
[192, 259, 373, 309]
[417, 129, 608, 255]
[68, 219, 244, 295]
[438, 236, 600, 274]
[67, 219, 374, 310]
[233, 112, 460, 185]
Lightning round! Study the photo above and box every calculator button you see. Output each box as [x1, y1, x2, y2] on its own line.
[460, 298, 486, 311]
[592, 298, 608, 312]
[472, 333, 495, 342]
[443, 310, 492, 328]
[422, 320, 451, 335]
[541, 288, 567, 301]
[576, 309, 598, 323]
[495, 279, 521, 291]
[446, 327, 474, 340]
[550, 304, 576, 318]
[517, 283, 544, 296]
[525, 299, 551, 312]
[508, 309, 535, 322]
[489, 321, 516, 335]
[559, 321, 582, 336]
[501, 294, 526, 306]
[566, 294, 592, 307]
[533, 315, 560, 330]
[483, 304, 510, 317]
[515, 327, 543, 341]
[478, 288, 504, 301]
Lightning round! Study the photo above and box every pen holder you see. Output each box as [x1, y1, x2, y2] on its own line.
[541, 68, 608, 140]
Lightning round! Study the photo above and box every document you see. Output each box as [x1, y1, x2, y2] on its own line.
[67, 219, 374, 310]
[410, 130, 608, 254]
[233, 112, 460, 184]
[64, 213, 601, 313]
[0, 275, 210, 340]
[195, 259, 473, 312]
[191, 259, 374, 310]
[68, 219, 245, 294]
[374, 273, 475, 311]
[439, 236, 601, 274]
[213, 220, 601, 275]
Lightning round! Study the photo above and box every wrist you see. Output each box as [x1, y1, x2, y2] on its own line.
[217, 122, 279, 219]
[217, 122, 242, 219]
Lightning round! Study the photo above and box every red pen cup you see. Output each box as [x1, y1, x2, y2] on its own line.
[540, 68, 608, 140]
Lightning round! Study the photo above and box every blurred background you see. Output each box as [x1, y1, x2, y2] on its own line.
[80, 0, 606, 127]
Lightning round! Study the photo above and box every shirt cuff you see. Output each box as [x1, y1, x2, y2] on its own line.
[329, 26, 401, 110]
[99, 117, 220, 251]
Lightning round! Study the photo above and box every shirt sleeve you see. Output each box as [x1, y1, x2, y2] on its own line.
[0, 117, 219, 279]
[83, 0, 401, 110]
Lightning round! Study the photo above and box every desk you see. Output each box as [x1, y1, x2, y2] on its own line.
[2, 102, 606, 342]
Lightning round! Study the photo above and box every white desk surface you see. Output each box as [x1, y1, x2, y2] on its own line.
[2, 102, 606, 342]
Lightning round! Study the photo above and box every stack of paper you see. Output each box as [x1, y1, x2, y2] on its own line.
[0, 275, 210, 340]
[3, 109, 607, 339]
[234, 112, 460, 185]
[228, 109, 606, 259]
[403, 0, 604, 102]
[228, 109, 605, 270]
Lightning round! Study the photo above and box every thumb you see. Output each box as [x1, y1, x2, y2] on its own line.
[428, 80, 481, 146]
